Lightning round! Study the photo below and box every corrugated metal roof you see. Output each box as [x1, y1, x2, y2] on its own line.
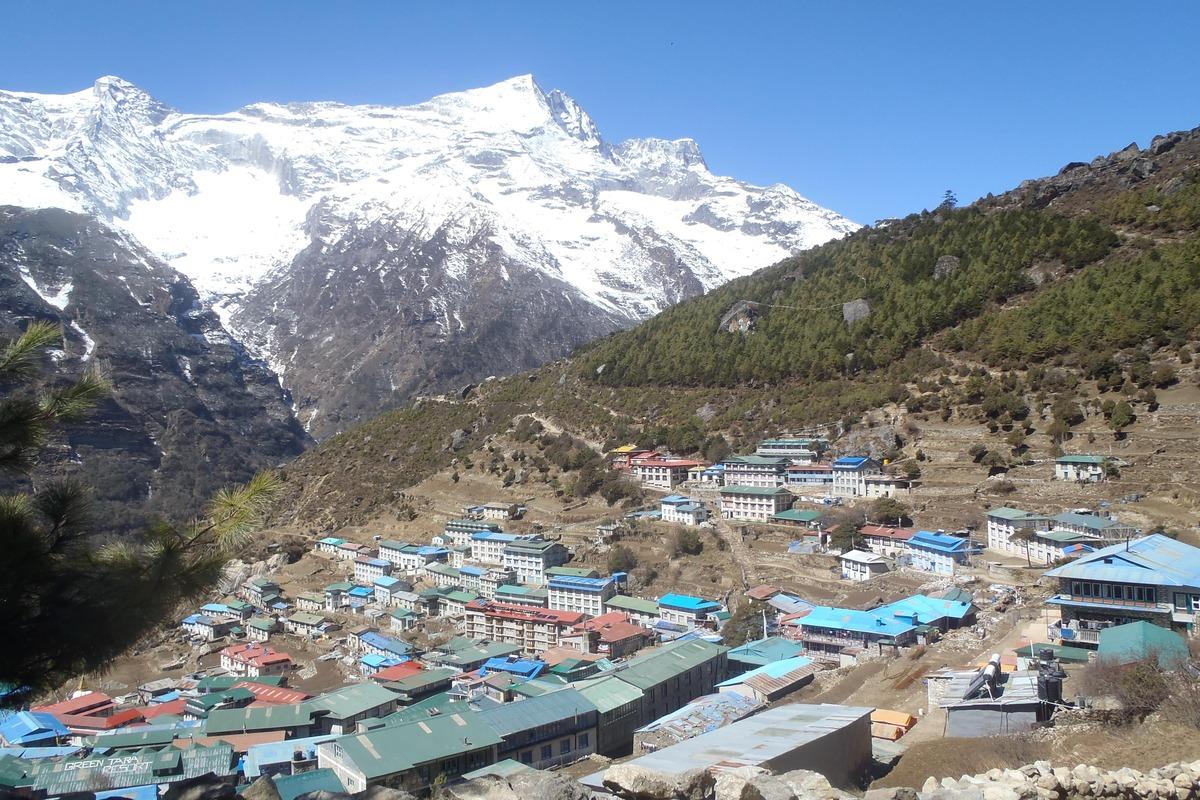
[571, 676, 644, 713]
[306, 682, 397, 720]
[1043, 534, 1200, 586]
[326, 711, 501, 779]
[1097, 621, 1189, 667]
[716, 656, 817, 695]
[476, 688, 596, 736]
[618, 640, 727, 690]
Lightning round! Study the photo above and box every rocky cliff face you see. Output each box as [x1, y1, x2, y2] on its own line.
[0, 206, 308, 532]
[0, 74, 857, 436]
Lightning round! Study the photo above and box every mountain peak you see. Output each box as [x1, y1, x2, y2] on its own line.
[545, 87, 602, 147]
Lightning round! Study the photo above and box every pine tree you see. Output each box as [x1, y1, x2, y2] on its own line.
[0, 322, 280, 702]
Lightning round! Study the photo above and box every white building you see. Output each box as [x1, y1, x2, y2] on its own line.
[219, 643, 292, 678]
[423, 561, 463, 589]
[657, 593, 722, 629]
[481, 502, 520, 520]
[1054, 455, 1110, 482]
[785, 463, 834, 490]
[379, 541, 449, 573]
[985, 507, 1052, 554]
[863, 475, 912, 499]
[755, 438, 824, 463]
[372, 576, 405, 606]
[660, 495, 709, 526]
[721, 455, 789, 488]
[635, 458, 703, 489]
[353, 556, 392, 584]
[470, 531, 530, 565]
[478, 567, 517, 599]
[503, 539, 570, 585]
[719, 485, 794, 522]
[839, 550, 891, 582]
[831, 457, 882, 498]
[547, 575, 618, 617]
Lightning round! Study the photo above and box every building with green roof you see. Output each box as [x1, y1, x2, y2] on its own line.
[476, 688, 598, 769]
[727, 636, 807, 670]
[719, 484, 794, 522]
[572, 675, 646, 756]
[546, 565, 601, 579]
[317, 710, 502, 792]
[380, 667, 457, 703]
[604, 594, 660, 625]
[274, 768, 346, 800]
[26, 743, 236, 795]
[306, 683, 399, 734]
[205, 702, 317, 736]
[618, 639, 728, 722]
[1097, 620, 1189, 668]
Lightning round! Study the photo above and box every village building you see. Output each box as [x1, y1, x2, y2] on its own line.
[1054, 454, 1111, 482]
[863, 474, 912, 499]
[315, 536, 345, 555]
[657, 593, 722, 629]
[615, 639, 729, 724]
[241, 576, 281, 606]
[687, 464, 708, 483]
[317, 709, 500, 793]
[470, 531, 529, 564]
[985, 507, 1053, 554]
[769, 508, 823, 528]
[443, 518, 502, 547]
[295, 592, 324, 613]
[547, 574, 618, 617]
[481, 502, 521, 520]
[905, 530, 975, 575]
[700, 464, 726, 484]
[494, 584, 549, 607]
[754, 438, 824, 462]
[353, 556, 392, 584]
[859, 525, 916, 557]
[447, 545, 472, 568]
[286, 611, 334, 638]
[566, 612, 651, 658]
[785, 462, 835, 490]
[422, 561, 463, 589]
[726, 636, 807, 673]
[716, 655, 819, 703]
[438, 589, 480, 618]
[308, 682, 401, 735]
[839, 550, 890, 581]
[1044, 534, 1200, 645]
[792, 606, 918, 659]
[659, 495, 709, 525]
[181, 612, 238, 642]
[721, 454, 789, 487]
[372, 575, 404, 605]
[635, 457, 704, 489]
[571, 676, 645, 757]
[219, 643, 292, 679]
[605, 594, 660, 626]
[477, 689, 599, 770]
[502, 538, 570, 585]
[478, 566, 518, 599]
[389, 607, 419, 632]
[246, 617, 277, 642]
[831, 456, 882, 498]
[463, 599, 586, 655]
[379, 541, 449, 573]
[719, 485, 794, 522]
[336, 541, 370, 561]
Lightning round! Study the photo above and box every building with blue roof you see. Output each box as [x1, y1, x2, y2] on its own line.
[547, 575, 618, 617]
[874, 594, 977, 631]
[244, 733, 337, 779]
[792, 605, 918, 658]
[1044, 534, 1200, 645]
[658, 594, 723, 629]
[0, 712, 69, 747]
[831, 456, 882, 498]
[905, 531, 975, 575]
[360, 653, 405, 676]
[481, 656, 545, 679]
[354, 630, 412, 659]
[660, 496, 709, 526]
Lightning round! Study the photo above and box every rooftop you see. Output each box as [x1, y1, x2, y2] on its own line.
[719, 485, 792, 497]
[584, 704, 871, 784]
[658, 593, 721, 612]
[1056, 454, 1108, 464]
[1044, 534, 1200, 586]
[832, 456, 873, 468]
[727, 636, 807, 667]
[306, 682, 398, 720]
[476, 688, 596, 737]
[326, 711, 501, 780]
[606, 595, 660, 615]
[908, 530, 972, 553]
[771, 508, 824, 523]
[799, 606, 917, 638]
[1097, 621, 1190, 668]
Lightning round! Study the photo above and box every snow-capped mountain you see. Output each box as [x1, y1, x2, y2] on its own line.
[0, 74, 857, 436]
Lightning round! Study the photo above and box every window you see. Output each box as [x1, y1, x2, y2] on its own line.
[578, 732, 590, 749]
[561, 739, 571, 755]
[520, 751, 533, 765]
[540, 745, 552, 761]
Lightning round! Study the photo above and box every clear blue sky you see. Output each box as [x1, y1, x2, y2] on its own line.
[3, 1, 1197, 223]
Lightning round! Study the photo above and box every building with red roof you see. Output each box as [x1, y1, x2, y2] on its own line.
[219, 643, 293, 679]
[463, 599, 586, 655]
[368, 661, 425, 683]
[858, 525, 917, 557]
[233, 681, 310, 705]
[634, 458, 706, 489]
[564, 611, 651, 658]
[54, 707, 144, 736]
[32, 691, 115, 719]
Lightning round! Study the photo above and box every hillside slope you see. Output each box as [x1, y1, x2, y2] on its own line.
[0, 207, 309, 532]
[266, 126, 1200, 533]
